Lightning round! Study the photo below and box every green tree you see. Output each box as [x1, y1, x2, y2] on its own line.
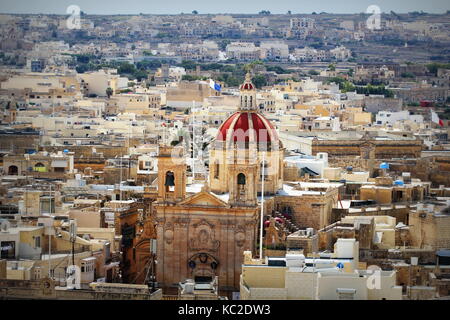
[106, 87, 113, 98]
[180, 60, 197, 70]
[251, 75, 267, 89]
[218, 39, 231, 51]
[118, 63, 136, 74]
[401, 72, 415, 78]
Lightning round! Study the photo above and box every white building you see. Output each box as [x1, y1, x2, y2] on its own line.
[375, 110, 424, 126]
[330, 46, 352, 61]
[240, 238, 403, 300]
[260, 41, 289, 60]
[226, 42, 261, 60]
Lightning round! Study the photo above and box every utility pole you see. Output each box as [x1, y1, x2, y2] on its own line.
[191, 100, 195, 181]
[119, 154, 122, 201]
[312, 255, 316, 300]
[259, 152, 265, 260]
[48, 184, 52, 279]
[69, 220, 77, 267]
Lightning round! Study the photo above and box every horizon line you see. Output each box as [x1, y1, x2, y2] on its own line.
[1, 11, 449, 16]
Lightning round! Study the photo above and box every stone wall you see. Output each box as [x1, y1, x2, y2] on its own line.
[274, 190, 338, 230]
[0, 260, 6, 279]
[409, 212, 450, 250]
[0, 278, 162, 300]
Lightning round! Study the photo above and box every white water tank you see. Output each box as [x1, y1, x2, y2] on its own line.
[184, 279, 195, 294]
[335, 239, 355, 259]
[285, 254, 305, 268]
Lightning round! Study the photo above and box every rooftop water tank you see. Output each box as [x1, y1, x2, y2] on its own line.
[285, 254, 305, 268]
[394, 180, 404, 186]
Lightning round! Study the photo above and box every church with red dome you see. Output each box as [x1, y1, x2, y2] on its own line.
[153, 74, 284, 293]
[209, 73, 284, 205]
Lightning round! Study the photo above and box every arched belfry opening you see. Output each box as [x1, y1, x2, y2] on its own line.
[237, 173, 246, 200]
[165, 171, 175, 192]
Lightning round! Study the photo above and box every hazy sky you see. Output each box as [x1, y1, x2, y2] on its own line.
[0, 0, 449, 15]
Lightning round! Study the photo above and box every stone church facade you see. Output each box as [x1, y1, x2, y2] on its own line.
[153, 74, 284, 291]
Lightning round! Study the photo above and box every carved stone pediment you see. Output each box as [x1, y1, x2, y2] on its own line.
[178, 191, 229, 208]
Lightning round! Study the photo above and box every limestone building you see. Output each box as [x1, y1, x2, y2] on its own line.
[154, 75, 284, 292]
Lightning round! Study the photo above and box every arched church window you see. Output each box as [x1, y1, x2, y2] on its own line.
[165, 171, 175, 192]
[250, 96, 253, 107]
[244, 96, 248, 108]
[237, 173, 246, 185]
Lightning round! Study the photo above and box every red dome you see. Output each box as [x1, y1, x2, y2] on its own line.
[240, 82, 254, 90]
[216, 112, 278, 144]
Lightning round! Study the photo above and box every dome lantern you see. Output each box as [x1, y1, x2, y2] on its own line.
[239, 73, 257, 111]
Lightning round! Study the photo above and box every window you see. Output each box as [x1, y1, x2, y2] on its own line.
[214, 162, 220, 179]
[337, 288, 356, 300]
[1, 241, 15, 259]
[35, 236, 40, 248]
[237, 173, 246, 185]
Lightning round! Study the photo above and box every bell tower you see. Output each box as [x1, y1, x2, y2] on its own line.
[227, 148, 258, 207]
[157, 145, 186, 203]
